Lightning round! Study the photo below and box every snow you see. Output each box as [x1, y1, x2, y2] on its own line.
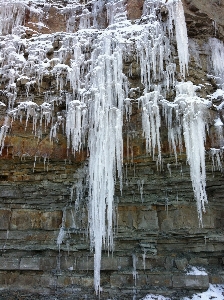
[142, 294, 170, 300]
[142, 284, 224, 300]
[214, 117, 223, 127]
[186, 266, 207, 276]
[210, 89, 224, 100]
[182, 284, 224, 300]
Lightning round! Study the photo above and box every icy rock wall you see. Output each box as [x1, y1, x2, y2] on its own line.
[0, 0, 223, 297]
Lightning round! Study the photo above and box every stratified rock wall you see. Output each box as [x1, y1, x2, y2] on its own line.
[0, 1, 223, 299]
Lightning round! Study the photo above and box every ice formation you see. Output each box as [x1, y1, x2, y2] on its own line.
[0, 0, 223, 294]
[139, 91, 162, 167]
[161, 82, 209, 224]
[209, 38, 224, 85]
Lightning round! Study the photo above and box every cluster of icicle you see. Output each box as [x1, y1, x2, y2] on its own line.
[0, 0, 223, 294]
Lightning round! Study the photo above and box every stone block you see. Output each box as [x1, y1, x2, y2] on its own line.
[0, 209, 11, 230]
[0, 188, 21, 199]
[209, 274, 224, 284]
[135, 274, 147, 286]
[189, 258, 208, 266]
[146, 274, 172, 287]
[76, 256, 94, 271]
[118, 205, 158, 230]
[138, 209, 158, 230]
[20, 257, 41, 270]
[164, 257, 174, 270]
[0, 271, 19, 286]
[101, 256, 118, 270]
[110, 274, 133, 288]
[117, 256, 130, 270]
[136, 257, 165, 270]
[175, 258, 188, 271]
[60, 255, 75, 271]
[13, 272, 41, 289]
[172, 274, 209, 290]
[118, 206, 138, 229]
[40, 257, 57, 271]
[40, 210, 62, 230]
[10, 209, 41, 230]
[161, 217, 174, 231]
[0, 257, 20, 270]
[81, 276, 94, 287]
[158, 206, 215, 230]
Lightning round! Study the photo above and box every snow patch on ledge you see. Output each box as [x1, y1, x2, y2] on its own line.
[186, 266, 207, 276]
[142, 284, 224, 300]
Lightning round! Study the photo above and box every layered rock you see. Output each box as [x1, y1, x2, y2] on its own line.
[0, 0, 223, 299]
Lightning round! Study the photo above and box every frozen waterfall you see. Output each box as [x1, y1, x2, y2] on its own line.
[0, 0, 223, 294]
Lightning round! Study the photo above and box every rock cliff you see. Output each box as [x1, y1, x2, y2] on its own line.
[0, 0, 224, 299]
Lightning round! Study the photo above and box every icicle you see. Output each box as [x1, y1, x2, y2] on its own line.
[106, 0, 127, 26]
[210, 148, 223, 172]
[166, 0, 189, 78]
[0, 1, 26, 35]
[66, 100, 88, 154]
[161, 99, 183, 162]
[0, 116, 10, 155]
[137, 179, 144, 202]
[79, 8, 91, 30]
[139, 91, 162, 167]
[142, 249, 146, 271]
[174, 82, 210, 225]
[209, 38, 224, 85]
[132, 254, 138, 286]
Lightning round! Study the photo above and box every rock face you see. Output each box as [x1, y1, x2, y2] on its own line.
[0, 0, 224, 299]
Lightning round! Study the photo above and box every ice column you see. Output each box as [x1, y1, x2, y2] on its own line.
[175, 82, 209, 224]
[0, 1, 25, 35]
[64, 17, 127, 293]
[139, 91, 162, 167]
[166, 0, 189, 78]
[66, 100, 88, 154]
[106, 0, 127, 25]
[209, 38, 224, 85]
[87, 33, 126, 294]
